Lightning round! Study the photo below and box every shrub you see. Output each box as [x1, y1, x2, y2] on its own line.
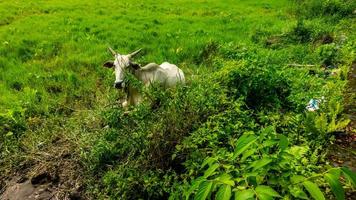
[84, 37, 355, 198]
[193, 40, 220, 65]
[292, 0, 355, 20]
[317, 43, 339, 66]
[86, 75, 229, 198]
[217, 61, 291, 110]
[289, 20, 313, 43]
[185, 130, 356, 200]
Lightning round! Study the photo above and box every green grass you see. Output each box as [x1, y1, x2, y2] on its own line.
[0, 0, 292, 110]
[1, 0, 355, 199]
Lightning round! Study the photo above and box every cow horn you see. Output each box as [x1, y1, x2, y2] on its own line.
[108, 47, 116, 56]
[128, 49, 142, 58]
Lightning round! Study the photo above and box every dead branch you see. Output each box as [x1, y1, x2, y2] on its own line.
[287, 63, 316, 67]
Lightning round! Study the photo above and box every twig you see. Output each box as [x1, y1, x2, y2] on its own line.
[287, 63, 316, 67]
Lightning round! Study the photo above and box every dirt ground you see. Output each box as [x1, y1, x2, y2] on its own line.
[328, 62, 356, 172]
[0, 137, 84, 200]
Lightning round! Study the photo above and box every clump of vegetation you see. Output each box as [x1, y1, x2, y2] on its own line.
[183, 130, 355, 200]
[84, 77, 228, 198]
[288, 20, 314, 43]
[317, 43, 340, 66]
[85, 38, 354, 199]
[217, 61, 291, 110]
[0, 0, 355, 199]
[293, 0, 355, 20]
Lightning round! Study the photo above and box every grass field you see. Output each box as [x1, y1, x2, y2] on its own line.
[1, 0, 355, 199]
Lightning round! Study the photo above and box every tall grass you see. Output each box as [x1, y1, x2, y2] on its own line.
[0, 0, 355, 199]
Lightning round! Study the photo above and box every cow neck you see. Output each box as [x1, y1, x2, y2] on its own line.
[124, 68, 142, 99]
[131, 68, 143, 82]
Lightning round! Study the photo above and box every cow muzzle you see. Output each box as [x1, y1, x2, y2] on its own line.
[114, 81, 124, 89]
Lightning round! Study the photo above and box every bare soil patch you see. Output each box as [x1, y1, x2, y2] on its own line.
[328, 62, 356, 170]
[0, 137, 85, 200]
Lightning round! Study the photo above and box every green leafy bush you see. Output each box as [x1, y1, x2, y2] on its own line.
[288, 20, 314, 43]
[217, 61, 291, 110]
[84, 37, 354, 198]
[85, 76, 229, 198]
[185, 131, 356, 200]
[88, 43, 353, 199]
[317, 43, 339, 66]
[292, 0, 355, 20]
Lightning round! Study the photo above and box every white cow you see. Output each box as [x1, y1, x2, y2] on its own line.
[103, 47, 185, 108]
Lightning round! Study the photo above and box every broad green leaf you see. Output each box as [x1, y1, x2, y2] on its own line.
[186, 177, 205, 200]
[201, 157, 217, 169]
[289, 186, 309, 199]
[203, 163, 219, 178]
[244, 172, 258, 177]
[329, 168, 341, 177]
[233, 134, 257, 159]
[278, 134, 289, 150]
[249, 158, 272, 171]
[247, 176, 257, 187]
[216, 173, 235, 186]
[341, 167, 356, 187]
[194, 181, 213, 200]
[241, 148, 257, 162]
[263, 140, 278, 148]
[303, 181, 325, 200]
[216, 185, 231, 200]
[256, 193, 273, 200]
[235, 189, 254, 200]
[324, 173, 345, 200]
[291, 175, 306, 184]
[255, 185, 281, 198]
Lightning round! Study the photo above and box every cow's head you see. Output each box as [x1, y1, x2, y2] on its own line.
[103, 47, 141, 89]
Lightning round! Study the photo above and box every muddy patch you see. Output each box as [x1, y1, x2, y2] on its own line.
[1, 177, 52, 200]
[328, 133, 356, 171]
[0, 138, 84, 200]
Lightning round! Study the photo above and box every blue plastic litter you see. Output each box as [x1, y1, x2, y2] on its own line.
[306, 98, 324, 112]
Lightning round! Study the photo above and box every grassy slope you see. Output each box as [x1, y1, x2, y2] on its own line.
[0, 0, 355, 199]
[0, 0, 292, 160]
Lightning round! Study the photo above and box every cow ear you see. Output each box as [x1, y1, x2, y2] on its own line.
[130, 62, 140, 70]
[103, 61, 114, 68]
